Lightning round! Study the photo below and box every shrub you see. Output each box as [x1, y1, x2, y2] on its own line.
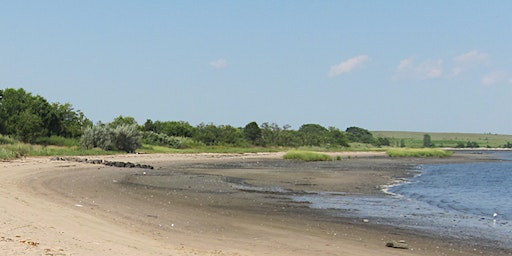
[143, 131, 181, 148]
[81, 123, 142, 152]
[81, 125, 112, 150]
[111, 124, 142, 153]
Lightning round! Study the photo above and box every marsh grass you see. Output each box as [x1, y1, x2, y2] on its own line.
[283, 150, 332, 161]
[386, 148, 453, 157]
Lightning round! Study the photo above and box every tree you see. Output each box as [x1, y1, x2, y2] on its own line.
[298, 124, 329, 146]
[374, 137, 391, 147]
[110, 115, 138, 128]
[0, 88, 88, 140]
[345, 126, 374, 144]
[193, 123, 220, 146]
[14, 110, 43, 143]
[423, 134, 433, 147]
[147, 120, 195, 137]
[327, 127, 349, 147]
[243, 121, 262, 145]
[48, 103, 89, 138]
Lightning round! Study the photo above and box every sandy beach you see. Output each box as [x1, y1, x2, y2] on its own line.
[1, 152, 510, 256]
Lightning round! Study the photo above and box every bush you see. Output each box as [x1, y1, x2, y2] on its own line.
[81, 123, 142, 152]
[283, 150, 332, 161]
[143, 131, 181, 148]
[111, 124, 142, 153]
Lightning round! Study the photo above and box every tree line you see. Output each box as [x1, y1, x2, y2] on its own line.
[0, 88, 389, 152]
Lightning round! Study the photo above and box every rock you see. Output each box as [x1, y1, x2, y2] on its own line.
[51, 157, 154, 170]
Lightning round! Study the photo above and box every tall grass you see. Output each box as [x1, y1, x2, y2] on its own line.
[283, 150, 332, 161]
[386, 148, 453, 158]
[0, 143, 119, 160]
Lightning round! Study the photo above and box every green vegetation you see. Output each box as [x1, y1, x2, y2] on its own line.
[283, 151, 333, 161]
[1, 87, 511, 161]
[0, 88, 89, 143]
[386, 148, 453, 158]
[373, 131, 512, 148]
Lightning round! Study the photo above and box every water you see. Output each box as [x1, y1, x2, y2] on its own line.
[293, 151, 512, 249]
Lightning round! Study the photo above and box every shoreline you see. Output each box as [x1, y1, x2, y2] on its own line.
[1, 152, 510, 255]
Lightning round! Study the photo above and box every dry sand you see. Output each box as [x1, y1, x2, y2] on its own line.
[0, 152, 509, 256]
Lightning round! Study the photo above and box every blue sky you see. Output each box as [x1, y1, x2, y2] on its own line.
[1, 1, 511, 133]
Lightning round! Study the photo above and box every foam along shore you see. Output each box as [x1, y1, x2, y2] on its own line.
[0, 152, 509, 256]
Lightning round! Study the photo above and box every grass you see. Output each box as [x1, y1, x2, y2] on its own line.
[0, 143, 119, 160]
[386, 148, 453, 158]
[140, 144, 281, 154]
[373, 131, 512, 148]
[283, 150, 333, 161]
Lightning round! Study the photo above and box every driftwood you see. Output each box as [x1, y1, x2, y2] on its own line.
[386, 240, 409, 249]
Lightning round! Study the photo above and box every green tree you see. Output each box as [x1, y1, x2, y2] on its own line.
[243, 121, 262, 145]
[327, 127, 349, 147]
[0, 88, 88, 140]
[374, 137, 391, 147]
[298, 124, 329, 146]
[14, 110, 43, 143]
[143, 119, 156, 132]
[193, 123, 220, 146]
[345, 126, 374, 143]
[148, 121, 195, 137]
[110, 115, 138, 128]
[423, 134, 433, 147]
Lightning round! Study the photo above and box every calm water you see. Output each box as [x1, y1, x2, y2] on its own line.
[293, 151, 512, 249]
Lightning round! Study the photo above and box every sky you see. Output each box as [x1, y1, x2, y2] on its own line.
[1, 1, 511, 134]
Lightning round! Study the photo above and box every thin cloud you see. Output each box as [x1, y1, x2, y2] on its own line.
[392, 57, 443, 80]
[481, 71, 507, 86]
[452, 50, 489, 76]
[209, 58, 228, 69]
[328, 55, 370, 78]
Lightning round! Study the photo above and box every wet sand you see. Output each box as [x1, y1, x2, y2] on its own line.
[1, 152, 510, 255]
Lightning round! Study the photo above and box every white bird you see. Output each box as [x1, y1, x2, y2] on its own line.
[493, 212, 498, 218]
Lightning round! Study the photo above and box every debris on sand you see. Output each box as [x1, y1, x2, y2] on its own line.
[386, 240, 409, 249]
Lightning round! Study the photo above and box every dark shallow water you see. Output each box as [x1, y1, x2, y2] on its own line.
[293, 151, 512, 249]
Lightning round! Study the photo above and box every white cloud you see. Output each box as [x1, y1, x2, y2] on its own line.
[392, 57, 443, 80]
[328, 55, 370, 78]
[452, 50, 489, 76]
[209, 58, 228, 69]
[481, 71, 507, 86]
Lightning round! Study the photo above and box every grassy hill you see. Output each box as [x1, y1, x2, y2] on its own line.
[372, 131, 512, 148]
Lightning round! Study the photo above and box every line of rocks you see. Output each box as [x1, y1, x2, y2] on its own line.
[50, 156, 154, 170]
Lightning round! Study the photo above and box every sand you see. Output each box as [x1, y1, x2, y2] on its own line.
[0, 152, 509, 256]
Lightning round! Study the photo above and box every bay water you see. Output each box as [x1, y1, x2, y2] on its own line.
[293, 151, 512, 248]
